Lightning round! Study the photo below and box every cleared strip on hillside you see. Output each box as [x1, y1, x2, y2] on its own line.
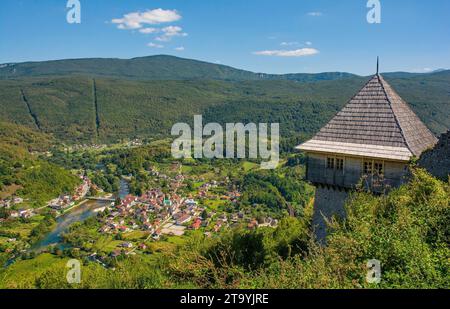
[92, 79, 100, 138]
[20, 89, 41, 130]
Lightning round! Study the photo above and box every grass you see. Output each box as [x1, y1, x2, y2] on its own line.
[166, 235, 186, 245]
[0, 253, 67, 288]
[203, 199, 225, 210]
[0, 184, 23, 199]
[242, 161, 259, 172]
[1, 217, 43, 239]
[122, 230, 148, 240]
[0, 236, 12, 245]
[91, 235, 123, 253]
[193, 181, 205, 189]
[181, 165, 193, 173]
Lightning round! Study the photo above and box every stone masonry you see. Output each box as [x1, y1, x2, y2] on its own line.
[419, 130, 450, 181]
[312, 186, 349, 243]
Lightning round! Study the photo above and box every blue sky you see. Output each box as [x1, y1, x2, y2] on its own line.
[1, 0, 449, 75]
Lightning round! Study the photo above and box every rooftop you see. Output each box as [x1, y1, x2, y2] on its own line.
[297, 73, 438, 161]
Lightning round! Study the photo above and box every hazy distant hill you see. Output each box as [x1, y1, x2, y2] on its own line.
[0, 55, 359, 82]
[0, 56, 256, 81]
[0, 55, 448, 145]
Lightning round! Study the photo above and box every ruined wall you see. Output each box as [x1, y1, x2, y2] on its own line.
[419, 130, 450, 181]
[312, 186, 349, 243]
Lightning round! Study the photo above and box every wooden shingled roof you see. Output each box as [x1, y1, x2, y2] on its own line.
[297, 74, 438, 161]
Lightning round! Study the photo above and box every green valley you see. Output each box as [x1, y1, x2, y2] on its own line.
[0, 56, 449, 145]
[0, 55, 448, 290]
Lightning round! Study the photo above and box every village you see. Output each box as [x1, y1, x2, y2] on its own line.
[0, 159, 280, 261]
[94, 166, 279, 257]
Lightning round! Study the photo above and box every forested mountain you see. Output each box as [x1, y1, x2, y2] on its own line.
[0, 56, 448, 145]
[0, 55, 358, 82]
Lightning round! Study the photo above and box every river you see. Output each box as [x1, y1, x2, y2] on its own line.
[30, 199, 109, 252]
[31, 178, 130, 252]
[4, 178, 131, 268]
[118, 178, 130, 199]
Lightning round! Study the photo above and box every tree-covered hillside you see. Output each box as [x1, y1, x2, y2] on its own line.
[168, 169, 449, 289]
[0, 69, 448, 145]
[0, 122, 80, 208]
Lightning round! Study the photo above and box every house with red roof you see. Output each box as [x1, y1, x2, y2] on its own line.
[190, 218, 202, 230]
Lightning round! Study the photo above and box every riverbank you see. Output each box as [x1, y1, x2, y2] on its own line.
[31, 199, 110, 252]
[56, 198, 89, 217]
[3, 180, 130, 269]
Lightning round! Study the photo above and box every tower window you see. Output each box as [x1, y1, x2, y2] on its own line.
[364, 160, 384, 175]
[374, 161, 384, 175]
[327, 157, 335, 169]
[336, 158, 344, 171]
[363, 161, 373, 174]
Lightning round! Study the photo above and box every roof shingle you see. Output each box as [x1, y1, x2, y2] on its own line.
[298, 74, 438, 159]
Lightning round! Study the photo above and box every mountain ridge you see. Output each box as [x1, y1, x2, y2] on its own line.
[0, 55, 448, 145]
[3, 55, 447, 82]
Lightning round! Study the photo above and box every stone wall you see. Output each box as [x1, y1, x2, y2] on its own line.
[312, 186, 349, 243]
[419, 130, 450, 181]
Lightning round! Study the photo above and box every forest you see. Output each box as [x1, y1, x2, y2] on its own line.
[0, 56, 449, 146]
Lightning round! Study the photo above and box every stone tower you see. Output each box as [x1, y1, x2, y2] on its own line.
[419, 130, 450, 181]
[296, 69, 438, 242]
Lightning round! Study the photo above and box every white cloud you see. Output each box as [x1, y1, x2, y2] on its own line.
[156, 26, 188, 41]
[305, 41, 312, 46]
[253, 48, 319, 57]
[412, 67, 433, 73]
[139, 27, 159, 34]
[112, 8, 181, 30]
[147, 42, 164, 48]
[280, 41, 299, 46]
[174, 46, 185, 51]
[307, 12, 323, 17]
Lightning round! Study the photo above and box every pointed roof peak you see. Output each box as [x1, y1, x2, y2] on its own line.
[376, 56, 380, 75]
[297, 71, 438, 160]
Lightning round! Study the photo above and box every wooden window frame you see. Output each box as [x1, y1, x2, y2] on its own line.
[336, 157, 344, 171]
[374, 161, 384, 176]
[363, 159, 384, 175]
[326, 156, 345, 173]
[326, 157, 335, 169]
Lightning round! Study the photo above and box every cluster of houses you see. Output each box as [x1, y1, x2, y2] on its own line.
[95, 162, 283, 248]
[98, 189, 206, 239]
[0, 176, 92, 220]
[65, 139, 143, 154]
[8, 208, 35, 219]
[248, 217, 279, 229]
[97, 189, 279, 247]
[0, 196, 24, 209]
[0, 196, 35, 219]
[64, 144, 108, 152]
[48, 176, 91, 211]
[195, 179, 241, 204]
[126, 139, 143, 147]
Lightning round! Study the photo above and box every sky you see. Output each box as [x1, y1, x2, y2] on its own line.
[0, 0, 449, 75]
